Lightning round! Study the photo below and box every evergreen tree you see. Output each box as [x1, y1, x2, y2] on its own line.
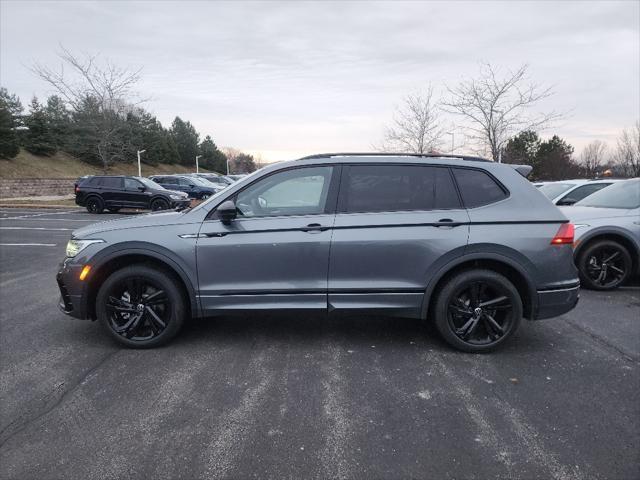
[502, 130, 541, 169]
[198, 135, 227, 173]
[536, 135, 578, 180]
[170, 116, 199, 166]
[45, 95, 71, 151]
[0, 88, 22, 158]
[24, 97, 57, 155]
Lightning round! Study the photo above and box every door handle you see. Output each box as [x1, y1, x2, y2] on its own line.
[435, 218, 461, 228]
[300, 223, 329, 232]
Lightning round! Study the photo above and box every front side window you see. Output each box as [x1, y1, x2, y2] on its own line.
[178, 177, 193, 187]
[340, 165, 460, 213]
[235, 166, 333, 218]
[557, 183, 609, 204]
[124, 178, 142, 190]
[452, 168, 508, 208]
[162, 177, 177, 185]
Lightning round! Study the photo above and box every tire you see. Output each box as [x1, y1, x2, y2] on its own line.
[578, 240, 632, 290]
[432, 269, 523, 353]
[201, 193, 211, 200]
[86, 196, 104, 214]
[151, 198, 170, 211]
[96, 265, 186, 348]
[107, 207, 121, 213]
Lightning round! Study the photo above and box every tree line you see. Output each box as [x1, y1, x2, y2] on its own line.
[382, 63, 639, 180]
[0, 49, 257, 174]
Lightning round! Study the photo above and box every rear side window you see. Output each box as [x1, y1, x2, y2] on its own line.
[340, 165, 461, 213]
[452, 168, 507, 208]
[97, 177, 123, 189]
[85, 177, 100, 186]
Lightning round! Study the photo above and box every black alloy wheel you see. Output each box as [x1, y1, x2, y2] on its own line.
[434, 269, 522, 353]
[151, 198, 169, 211]
[97, 265, 185, 348]
[86, 197, 104, 214]
[578, 240, 631, 290]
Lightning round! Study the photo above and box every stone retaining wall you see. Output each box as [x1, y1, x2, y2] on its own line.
[0, 178, 76, 198]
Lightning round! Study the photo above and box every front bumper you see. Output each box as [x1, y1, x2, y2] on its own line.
[172, 199, 191, 209]
[56, 260, 90, 320]
[535, 283, 580, 320]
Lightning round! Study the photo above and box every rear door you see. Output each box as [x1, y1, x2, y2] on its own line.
[328, 164, 470, 317]
[98, 177, 124, 206]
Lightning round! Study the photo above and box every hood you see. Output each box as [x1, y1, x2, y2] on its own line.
[72, 210, 189, 238]
[559, 206, 631, 222]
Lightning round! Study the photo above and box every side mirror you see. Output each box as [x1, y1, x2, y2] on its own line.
[138, 186, 146, 192]
[189, 184, 195, 188]
[217, 200, 237, 224]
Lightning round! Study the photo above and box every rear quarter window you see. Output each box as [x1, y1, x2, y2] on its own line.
[452, 168, 508, 208]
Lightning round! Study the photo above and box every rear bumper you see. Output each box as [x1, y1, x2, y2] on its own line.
[534, 283, 580, 320]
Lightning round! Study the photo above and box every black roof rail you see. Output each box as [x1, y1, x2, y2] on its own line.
[297, 152, 492, 162]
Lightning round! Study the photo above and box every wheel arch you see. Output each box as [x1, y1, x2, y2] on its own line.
[574, 229, 640, 275]
[83, 246, 199, 320]
[422, 253, 538, 321]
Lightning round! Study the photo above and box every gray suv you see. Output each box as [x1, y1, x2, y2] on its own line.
[57, 154, 579, 352]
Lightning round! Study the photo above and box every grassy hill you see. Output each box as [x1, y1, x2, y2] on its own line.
[0, 149, 213, 179]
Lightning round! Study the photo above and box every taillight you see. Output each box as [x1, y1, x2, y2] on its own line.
[74, 184, 79, 193]
[551, 223, 574, 245]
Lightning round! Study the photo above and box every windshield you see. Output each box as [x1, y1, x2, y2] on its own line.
[575, 179, 640, 209]
[538, 183, 576, 199]
[138, 177, 165, 190]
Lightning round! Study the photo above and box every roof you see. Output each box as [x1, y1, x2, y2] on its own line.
[298, 152, 492, 162]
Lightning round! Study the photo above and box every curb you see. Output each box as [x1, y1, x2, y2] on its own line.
[0, 203, 81, 209]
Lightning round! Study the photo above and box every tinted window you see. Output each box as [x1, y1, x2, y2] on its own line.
[558, 183, 609, 204]
[124, 178, 142, 190]
[236, 166, 333, 218]
[162, 177, 178, 185]
[576, 180, 640, 209]
[98, 177, 123, 189]
[178, 177, 193, 187]
[86, 177, 100, 186]
[341, 165, 460, 213]
[538, 182, 576, 199]
[452, 168, 507, 207]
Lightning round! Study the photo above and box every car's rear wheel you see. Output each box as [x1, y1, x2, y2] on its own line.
[578, 240, 631, 290]
[96, 265, 186, 348]
[151, 198, 169, 211]
[86, 196, 104, 214]
[433, 269, 522, 353]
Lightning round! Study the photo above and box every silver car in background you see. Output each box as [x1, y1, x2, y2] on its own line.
[561, 178, 640, 290]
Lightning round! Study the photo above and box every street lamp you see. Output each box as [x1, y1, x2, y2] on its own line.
[136, 149, 146, 177]
[195, 155, 202, 174]
[226, 157, 230, 175]
[446, 132, 455, 153]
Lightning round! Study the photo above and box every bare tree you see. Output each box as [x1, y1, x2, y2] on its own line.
[382, 86, 444, 154]
[442, 63, 561, 161]
[580, 140, 608, 177]
[613, 121, 640, 177]
[31, 47, 145, 170]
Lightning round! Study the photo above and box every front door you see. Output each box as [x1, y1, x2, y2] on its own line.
[328, 164, 470, 318]
[196, 165, 338, 314]
[123, 177, 151, 208]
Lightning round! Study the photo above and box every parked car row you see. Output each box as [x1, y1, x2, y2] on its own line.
[74, 172, 244, 213]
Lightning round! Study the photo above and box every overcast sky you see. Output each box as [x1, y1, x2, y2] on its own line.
[1, 0, 638, 162]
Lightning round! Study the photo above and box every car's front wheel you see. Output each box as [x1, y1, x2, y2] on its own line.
[433, 269, 522, 353]
[578, 240, 631, 290]
[96, 265, 186, 348]
[200, 193, 211, 200]
[150, 198, 169, 211]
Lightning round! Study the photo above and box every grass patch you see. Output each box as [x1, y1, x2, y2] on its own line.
[0, 149, 214, 179]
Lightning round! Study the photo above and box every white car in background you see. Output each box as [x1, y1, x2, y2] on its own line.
[538, 179, 623, 206]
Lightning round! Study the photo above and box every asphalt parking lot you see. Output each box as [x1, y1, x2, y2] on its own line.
[0, 207, 638, 480]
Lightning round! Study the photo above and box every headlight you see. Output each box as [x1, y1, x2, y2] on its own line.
[66, 239, 104, 257]
[170, 194, 184, 200]
[574, 224, 590, 230]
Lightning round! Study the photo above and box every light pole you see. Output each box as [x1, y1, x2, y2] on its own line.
[136, 149, 146, 177]
[446, 132, 455, 153]
[195, 155, 202, 174]
[226, 157, 230, 175]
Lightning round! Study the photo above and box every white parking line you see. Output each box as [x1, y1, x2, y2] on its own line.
[0, 243, 57, 246]
[0, 227, 72, 231]
[0, 217, 96, 223]
[0, 210, 79, 220]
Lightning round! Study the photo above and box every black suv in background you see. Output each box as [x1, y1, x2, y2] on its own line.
[75, 176, 190, 213]
[149, 175, 223, 199]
